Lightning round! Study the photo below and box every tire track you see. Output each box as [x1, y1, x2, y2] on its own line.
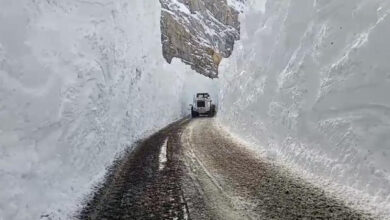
[183, 118, 373, 220]
[78, 118, 373, 220]
[78, 119, 193, 220]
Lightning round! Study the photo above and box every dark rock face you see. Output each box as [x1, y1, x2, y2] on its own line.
[160, 0, 241, 78]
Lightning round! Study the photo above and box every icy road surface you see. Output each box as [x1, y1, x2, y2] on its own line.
[79, 118, 372, 219]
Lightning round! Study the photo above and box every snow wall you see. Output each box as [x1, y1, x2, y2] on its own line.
[219, 0, 390, 216]
[0, 0, 217, 219]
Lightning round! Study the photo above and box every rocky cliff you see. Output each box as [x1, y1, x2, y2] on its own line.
[160, 0, 241, 78]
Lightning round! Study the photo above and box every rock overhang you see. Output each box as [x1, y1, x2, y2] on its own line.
[159, 0, 242, 79]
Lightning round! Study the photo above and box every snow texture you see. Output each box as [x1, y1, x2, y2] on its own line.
[218, 0, 390, 217]
[0, 0, 216, 219]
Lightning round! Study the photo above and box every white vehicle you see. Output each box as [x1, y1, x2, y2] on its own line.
[190, 93, 216, 117]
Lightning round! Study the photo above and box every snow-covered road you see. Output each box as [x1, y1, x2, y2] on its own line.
[79, 118, 372, 219]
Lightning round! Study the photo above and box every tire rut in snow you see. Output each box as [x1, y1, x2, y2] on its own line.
[183, 119, 373, 220]
[78, 119, 192, 220]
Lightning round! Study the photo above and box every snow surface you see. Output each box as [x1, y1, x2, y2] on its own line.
[218, 0, 390, 217]
[0, 0, 217, 219]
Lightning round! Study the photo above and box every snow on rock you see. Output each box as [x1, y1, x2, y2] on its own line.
[0, 0, 216, 219]
[218, 0, 390, 217]
[160, 0, 240, 78]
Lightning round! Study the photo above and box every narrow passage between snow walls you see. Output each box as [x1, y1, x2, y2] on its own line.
[1, 0, 390, 219]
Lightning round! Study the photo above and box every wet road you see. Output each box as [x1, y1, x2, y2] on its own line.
[79, 118, 372, 220]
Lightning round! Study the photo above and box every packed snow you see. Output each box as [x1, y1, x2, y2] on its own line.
[218, 0, 390, 217]
[0, 0, 217, 219]
[159, 138, 169, 171]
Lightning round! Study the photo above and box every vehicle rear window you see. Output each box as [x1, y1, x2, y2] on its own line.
[197, 93, 209, 98]
[197, 101, 205, 107]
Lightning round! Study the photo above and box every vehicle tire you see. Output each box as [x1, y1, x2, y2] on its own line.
[191, 107, 197, 118]
[210, 105, 216, 117]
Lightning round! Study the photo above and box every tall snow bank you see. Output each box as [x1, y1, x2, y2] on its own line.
[0, 0, 216, 219]
[219, 0, 390, 216]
